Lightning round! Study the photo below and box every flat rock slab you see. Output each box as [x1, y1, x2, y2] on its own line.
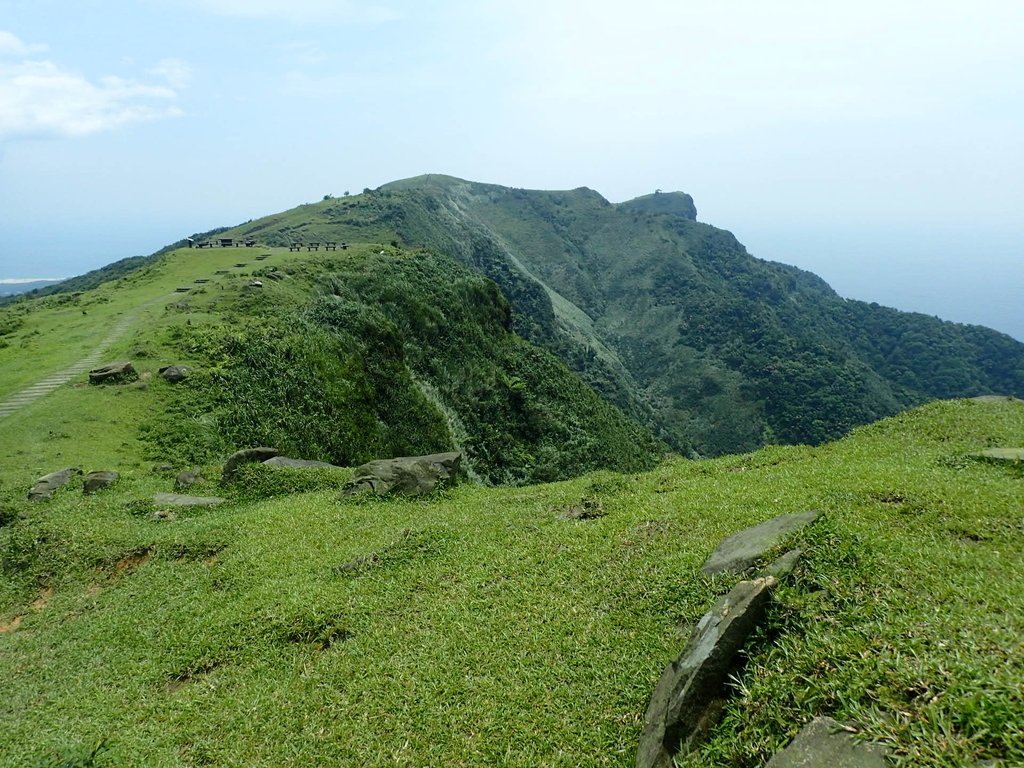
[637, 577, 777, 768]
[702, 511, 820, 575]
[765, 717, 888, 768]
[263, 456, 341, 469]
[28, 467, 82, 501]
[968, 448, 1024, 463]
[970, 395, 1024, 404]
[153, 492, 225, 507]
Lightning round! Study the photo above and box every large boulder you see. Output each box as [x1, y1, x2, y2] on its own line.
[701, 511, 820, 575]
[83, 470, 119, 494]
[637, 577, 777, 768]
[28, 467, 82, 501]
[221, 447, 280, 482]
[341, 452, 462, 497]
[88, 361, 137, 384]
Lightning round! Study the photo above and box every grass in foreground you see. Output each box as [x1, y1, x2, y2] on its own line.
[1, 399, 1022, 766]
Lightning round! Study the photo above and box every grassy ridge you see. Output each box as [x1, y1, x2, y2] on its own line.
[1, 399, 1022, 766]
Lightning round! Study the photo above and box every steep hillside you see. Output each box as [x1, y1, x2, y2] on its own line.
[221, 177, 1024, 456]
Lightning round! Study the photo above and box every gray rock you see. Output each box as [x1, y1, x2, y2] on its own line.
[28, 467, 82, 501]
[637, 577, 777, 768]
[221, 447, 280, 482]
[153, 492, 225, 507]
[765, 717, 888, 767]
[701, 511, 820, 575]
[341, 452, 462, 497]
[175, 469, 203, 489]
[158, 364, 191, 383]
[262, 456, 340, 469]
[764, 548, 803, 580]
[968, 448, 1024, 463]
[970, 395, 1024, 404]
[83, 470, 119, 494]
[88, 361, 137, 384]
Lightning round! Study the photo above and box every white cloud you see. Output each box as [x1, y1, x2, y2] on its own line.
[0, 59, 183, 141]
[193, 0, 400, 24]
[0, 30, 47, 57]
[148, 58, 193, 89]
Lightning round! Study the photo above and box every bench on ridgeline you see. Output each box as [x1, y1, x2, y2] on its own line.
[325, 241, 337, 251]
[234, 263, 247, 268]
[307, 242, 320, 251]
[219, 238, 234, 248]
[197, 241, 213, 249]
[289, 243, 302, 251]
[341, 242, 349, 250]
[244, 240, 256, 247]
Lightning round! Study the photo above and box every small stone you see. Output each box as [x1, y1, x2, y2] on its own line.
[175, 469, 203, 489]
[158, 365, 191, 383]
[149, 509, 178, 521]
[83, 470, 119, 494]
[764, 548, 803, 580]
[222, 447, 280, 481]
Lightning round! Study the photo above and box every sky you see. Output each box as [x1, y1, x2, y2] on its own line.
[1, 0, 1021, 339]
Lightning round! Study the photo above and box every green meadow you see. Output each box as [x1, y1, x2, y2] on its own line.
[0, 242, 1022, 767]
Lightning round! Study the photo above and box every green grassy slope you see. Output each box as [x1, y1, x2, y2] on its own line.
[1, 399, 1021, 766]
[0, 241, 663, 488]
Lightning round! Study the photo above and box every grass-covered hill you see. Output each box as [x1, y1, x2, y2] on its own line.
[0, 243, 662, 486]
[210, 176, 1024, 457]
[1, 215, 1022, 766]
[2, 389, 1022, 765]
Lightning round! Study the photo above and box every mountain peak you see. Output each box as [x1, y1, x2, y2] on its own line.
[618, 191, 697, 220]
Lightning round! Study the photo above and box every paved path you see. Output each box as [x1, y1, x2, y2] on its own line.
[0, 293, 171, 420]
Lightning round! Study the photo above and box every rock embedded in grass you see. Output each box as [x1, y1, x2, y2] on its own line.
[701, 511, 820, 575]
[153, 492, 225, 507]
[28, 467, 82, 501]
[83, 470, 119, 494]
[158, 364, 191, 383]
[764, 716, 888, 767]
[262, 456, 340, 469]
[341, 452, 462, 497]
[637, 576, 777, 768]
[221, 447, 280, 482]
[88, 361, 137, 384]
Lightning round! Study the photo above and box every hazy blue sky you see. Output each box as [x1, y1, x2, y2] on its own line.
[2, 1, 1021, 339]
